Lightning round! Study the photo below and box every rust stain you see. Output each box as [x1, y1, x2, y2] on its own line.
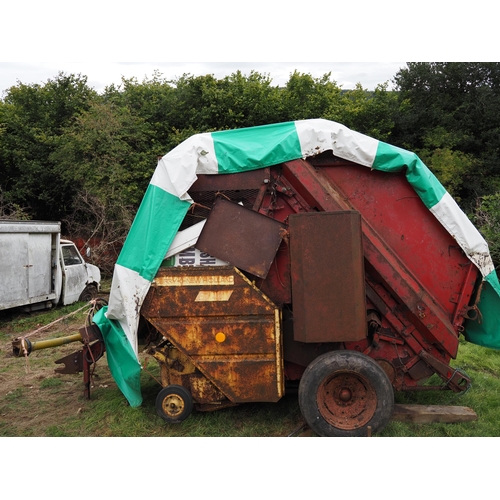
[143, 265, 284, 403]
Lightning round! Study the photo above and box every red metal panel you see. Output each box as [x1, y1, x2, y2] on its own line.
[316, 161, 477, 320]
[282, 158, 479, 358]
[289, 211, 367, 343]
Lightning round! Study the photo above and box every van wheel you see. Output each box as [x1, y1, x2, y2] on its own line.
[79, 284, 98, 303]
[298, 351, 394, 437]
[156, 385, 193, 423]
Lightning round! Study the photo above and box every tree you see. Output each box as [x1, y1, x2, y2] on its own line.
[472, 193, 500, 269]
[52, 99, 155, 250]
[0, 72, 96, 220]
[103, 71, 177, 156]
[280, 71, 344, 122]
[392, 63, 500, 206]
[336, 82, 399, 142]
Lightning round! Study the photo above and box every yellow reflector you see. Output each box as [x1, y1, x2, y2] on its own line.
[215, 332, 226, 343]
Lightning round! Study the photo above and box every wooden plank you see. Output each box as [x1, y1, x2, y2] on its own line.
[392, 404, 477, 424]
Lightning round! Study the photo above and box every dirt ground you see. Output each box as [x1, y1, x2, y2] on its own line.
[0, 294, 316, 438]
[0, 300, 121, 436]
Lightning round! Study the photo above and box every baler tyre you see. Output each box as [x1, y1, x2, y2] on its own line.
[79, 284, 98, 303]
[156, 385, 193, 424]
[298, 350, 394, 437]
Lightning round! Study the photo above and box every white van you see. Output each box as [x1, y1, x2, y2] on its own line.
[0, 221, 101, 312]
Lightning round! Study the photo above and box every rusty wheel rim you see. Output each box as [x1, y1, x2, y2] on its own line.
[317, 370, 377, 430]
[162, 394, 185, 418]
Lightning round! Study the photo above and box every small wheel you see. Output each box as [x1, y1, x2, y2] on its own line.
[156, 385, 193, 423]
[79, 284, 98, 303]
[298, 351, 394, 437]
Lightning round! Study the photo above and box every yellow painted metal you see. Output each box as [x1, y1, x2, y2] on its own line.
[153, 274, 235, 287]
[195, 290, 234, 302]
[162, 393, 185, 418]
[31, 333, 83, 350]
[13, 332, 83, 356]
[142, 266, 284, 404]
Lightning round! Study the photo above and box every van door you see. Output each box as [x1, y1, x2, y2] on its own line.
[60, 242, 88, 305]
[28, 233, 53, 300]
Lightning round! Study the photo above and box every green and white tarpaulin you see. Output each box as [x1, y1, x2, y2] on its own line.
[93, 118, 500, 407]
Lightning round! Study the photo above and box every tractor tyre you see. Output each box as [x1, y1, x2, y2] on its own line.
[156, 384, 194, 424]
[298, 350, 394, 437]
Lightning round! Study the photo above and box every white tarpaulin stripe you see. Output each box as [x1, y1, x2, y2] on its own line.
[106, 263, 152, 354]
[151, 132, 217, 200]
[295, 119, 378, 166]
[430, 192, 494, 277]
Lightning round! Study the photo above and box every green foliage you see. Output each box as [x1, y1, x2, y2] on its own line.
[53, 99, 153, 207]
[171, 70, 283, 132]
[471, 192, 500, 268]
[3, 64, 500, 273]
[280, 71, 343, 121]
[416, 127, 478, 200]
[51, 98, 158, 255]
[0, 72, 97, 221]
[1, 67, 402, 248]
[338, 82, 399, 141]
[393, 62, 500, 205]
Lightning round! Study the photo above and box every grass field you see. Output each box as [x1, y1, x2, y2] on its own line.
[1, 299, 500, 438]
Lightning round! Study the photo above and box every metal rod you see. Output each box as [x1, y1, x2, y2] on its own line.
[30, 333, 83, 351]
[12, 333, 83, 357]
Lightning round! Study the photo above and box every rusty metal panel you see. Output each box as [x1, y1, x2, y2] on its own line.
[189, 168, 270, 192]
[142, 266, 283, 403]
[289, 211, 367, 343]
[196, 198, 285, 279]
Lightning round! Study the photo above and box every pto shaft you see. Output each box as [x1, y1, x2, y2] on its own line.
[12, 333, 83, 357]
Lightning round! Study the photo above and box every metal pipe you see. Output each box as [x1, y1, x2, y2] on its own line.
[12, 333, 83, 357]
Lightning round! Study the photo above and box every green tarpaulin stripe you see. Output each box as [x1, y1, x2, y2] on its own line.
[213, 121, 302, 173]
[93, 306, 143, 407]
[465, 271, 500, 349]
[117, 184, 191, 282]
[373, 142, 446, 209]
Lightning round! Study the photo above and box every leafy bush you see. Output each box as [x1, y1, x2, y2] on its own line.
[471, 192, 500, 269]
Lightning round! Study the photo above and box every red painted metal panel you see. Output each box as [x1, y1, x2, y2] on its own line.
[282, 158, 479, 358]
[318, 162, 476, 321]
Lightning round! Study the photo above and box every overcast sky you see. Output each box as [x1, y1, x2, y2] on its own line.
[2, 1, 496, 98]
[0, 62, 407, 95]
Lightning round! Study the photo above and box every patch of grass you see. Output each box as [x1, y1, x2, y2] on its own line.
[40, 377, 63, 389]
[4, 388, 24, 401]
[2, 305, 500, 437]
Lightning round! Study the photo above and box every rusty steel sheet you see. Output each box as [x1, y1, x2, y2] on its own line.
[189, 168, 270, 192]
[195, 198, 285, 279]
[289, 211, 367, 343]
[142, 266, 284, 403]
